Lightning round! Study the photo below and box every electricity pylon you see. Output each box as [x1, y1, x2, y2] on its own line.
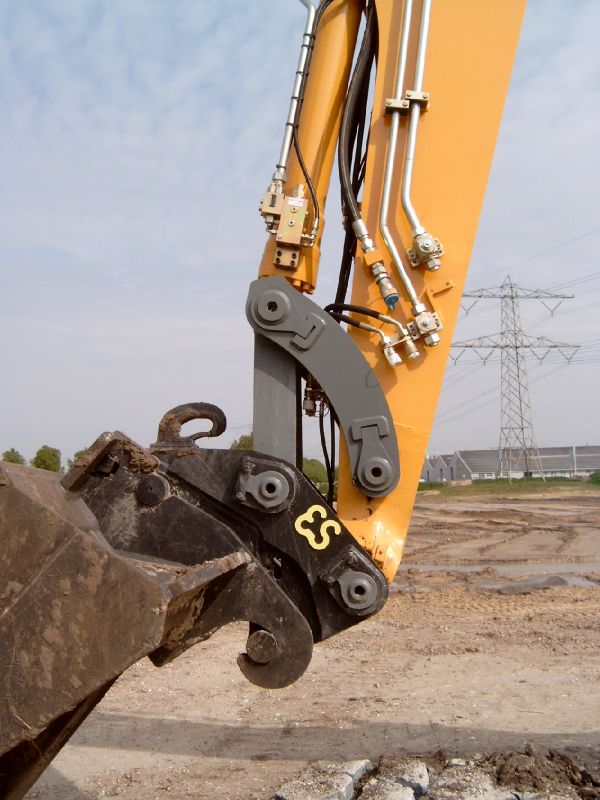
[452, 276, 578, 480]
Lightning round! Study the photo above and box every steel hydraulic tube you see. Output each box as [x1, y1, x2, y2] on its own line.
[273, 0, 318, 185]
[378, 0, 423, 314]
[401, 0, 433, 235]
[338, 0, 527, 581]
[259, 0, 363, 293]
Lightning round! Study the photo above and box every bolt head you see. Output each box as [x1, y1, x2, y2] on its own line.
[425, 333, 441, 346]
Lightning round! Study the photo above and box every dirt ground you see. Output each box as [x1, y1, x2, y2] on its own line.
[28, 488, 600, 799]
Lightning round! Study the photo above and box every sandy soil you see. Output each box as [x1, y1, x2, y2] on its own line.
[27, 489, 600, 799]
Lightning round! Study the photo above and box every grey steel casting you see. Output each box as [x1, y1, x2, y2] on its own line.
[253, 335, 297, 464]
[246, 277, 400, 497]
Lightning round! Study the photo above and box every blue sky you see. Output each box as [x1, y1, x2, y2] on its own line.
[0, 0, 598, 464]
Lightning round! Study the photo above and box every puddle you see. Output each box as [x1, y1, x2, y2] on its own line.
[396, 561, 600, 592]
[399, 561, 600, 576]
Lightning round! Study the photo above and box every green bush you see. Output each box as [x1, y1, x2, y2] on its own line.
[302, 458, 328, 490]
[1, 448, 26, 465]
[31, 445, 62, 472]
[230, 433, 253, 450]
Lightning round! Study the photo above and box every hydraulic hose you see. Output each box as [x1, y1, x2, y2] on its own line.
[338, 5, 377, 224]
[292, 0, 337, 240]
[335, 4, 378, 306]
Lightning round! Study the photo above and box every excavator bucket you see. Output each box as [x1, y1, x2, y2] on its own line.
[0, 458, 249, 798]
[0, 403, 387, 798]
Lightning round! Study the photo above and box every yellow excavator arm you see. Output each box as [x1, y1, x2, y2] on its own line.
[0, 2, 525, 795]
[255, 0, 525, 579]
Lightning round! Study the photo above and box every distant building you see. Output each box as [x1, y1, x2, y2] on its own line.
[421, 445, 600, 482]
[421, 455, 435, 483]
[446, 451, 472, 482]
[429, 454, 450, 483]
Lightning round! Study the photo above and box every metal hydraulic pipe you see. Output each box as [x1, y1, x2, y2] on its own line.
[273, 0, 318, 184]
[378, 0, 423, 313]
[401, 0, 433, 235]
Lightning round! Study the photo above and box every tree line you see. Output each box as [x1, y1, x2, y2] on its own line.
[2, 433, 333, 490]
[1, 446, 87, 472]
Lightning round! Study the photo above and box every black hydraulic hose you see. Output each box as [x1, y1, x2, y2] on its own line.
[327, 409, 336, 506]
[334, 5, 377, 305]
[334, 226, 357, 306]
[338, 5, 377, 224]
[325, 302, 385, 321]
[292, 0, 336, 236]
[318, 408, 333, 498]
[327, 311, 366, 330]
[292, 127, 319, 233]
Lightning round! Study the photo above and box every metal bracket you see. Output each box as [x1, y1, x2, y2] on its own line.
[321, 546, 388, 617]
[250, 284, 326, 350]
[385, 97, 410, 113]
[385, 90, 429, 115]
[351, 416, 396, 495]
[274, 244, 300, 270]
[246, 277, 400, 497]
[405, 89, 430, 107]
[235, 457, 295, 513]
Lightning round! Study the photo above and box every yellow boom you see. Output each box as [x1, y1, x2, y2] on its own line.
[258, 0, 525, 580]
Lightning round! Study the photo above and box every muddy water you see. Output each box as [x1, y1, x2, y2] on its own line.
[397, 560, 600, 589]
[399, 560, 600, 575]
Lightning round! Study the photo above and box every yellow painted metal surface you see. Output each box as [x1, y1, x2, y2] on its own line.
[256, 0, 525, 582]
[258, 0, 362, 293]
[336, 0, 526, 579]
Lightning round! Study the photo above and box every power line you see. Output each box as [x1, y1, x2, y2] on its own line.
[472, 226, 600, 284]
[547, 268, 600, 291]
[451, 276, 579, 480]
[435, 362, 568, 430]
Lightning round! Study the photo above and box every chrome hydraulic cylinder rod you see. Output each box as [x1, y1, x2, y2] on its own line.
[273, 0, 317, 184]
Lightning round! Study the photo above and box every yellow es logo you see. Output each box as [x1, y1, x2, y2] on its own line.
[294, 504, 341, 550]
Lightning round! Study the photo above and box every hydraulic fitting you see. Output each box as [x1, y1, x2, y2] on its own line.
[259, 181, 285, 234]
[407, 232, 443, 271]
[371, 262, 399, 310]
[401, 336, 420, 359]
[303, 380, 324, 417]
[379, 313, 421, 362]
[408, 309, 443, 347]
[356, 223, 400, 311]
[424, 331, 441, 346]
[382, 337, 402, 367]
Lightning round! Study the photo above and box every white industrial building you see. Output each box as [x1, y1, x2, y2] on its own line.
[421, 446, 600, 482]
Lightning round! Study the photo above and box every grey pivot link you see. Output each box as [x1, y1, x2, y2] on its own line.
[246, 277, 400, 498]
